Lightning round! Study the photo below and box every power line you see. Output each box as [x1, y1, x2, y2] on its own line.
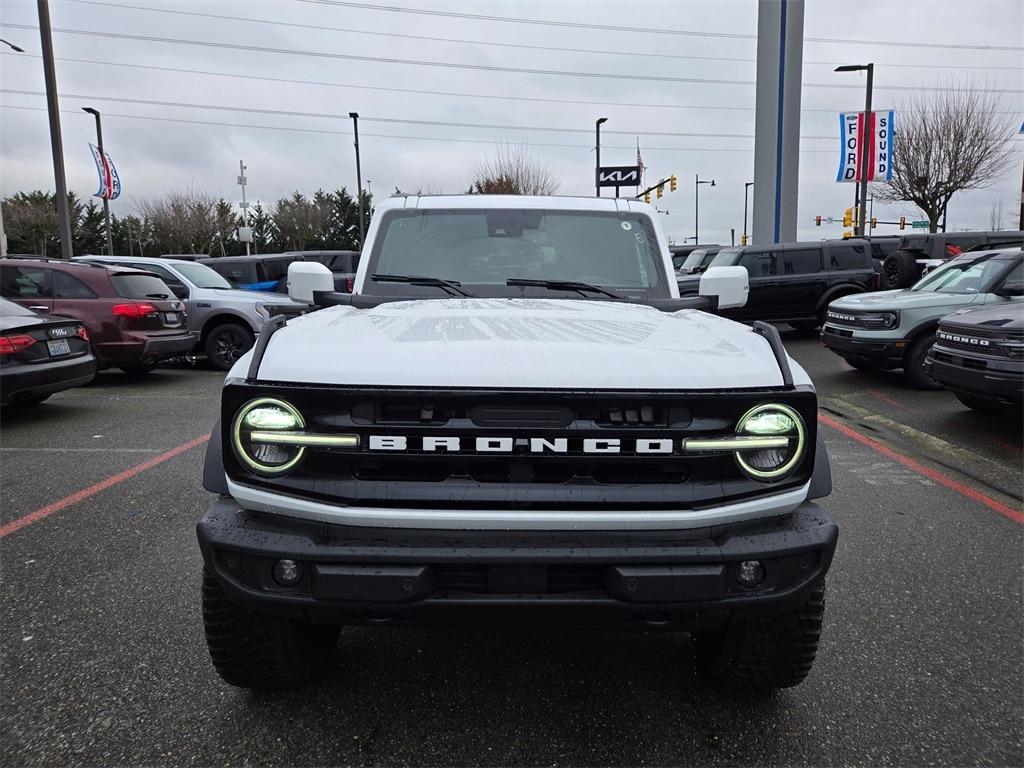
[2, 23, 1018, 93]
[0, 103, 846, 152]
[0, 88, 841, 139]
[2, 52, 1017, 118]
[298, 0, 1024, 52]
[61, 0, 1024, 72]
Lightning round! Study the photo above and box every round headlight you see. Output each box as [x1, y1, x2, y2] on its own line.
[734, 403, 806, 481]
[232, 397, 305, 475]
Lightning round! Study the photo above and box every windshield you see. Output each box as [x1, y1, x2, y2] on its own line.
[680, 249, 708, 270]
[110, 273, 174, 299]
[363, 208, 669, 298]
[174, 262, 232, 289]
[709, 248, 741, 268]
[910, 254, 1010, 294]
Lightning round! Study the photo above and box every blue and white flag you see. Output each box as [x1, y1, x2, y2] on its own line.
[89, 143, 121, 200]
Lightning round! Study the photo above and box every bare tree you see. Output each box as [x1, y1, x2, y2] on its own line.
[873, 82, 1016, 232]
[988, 200, 1004, 230]
[470, 143, 560, 195]
[137, 189, 219, 254]
[271, 191, 333, 250]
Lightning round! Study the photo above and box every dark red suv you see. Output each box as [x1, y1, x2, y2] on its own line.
[0, 259, 196, 374]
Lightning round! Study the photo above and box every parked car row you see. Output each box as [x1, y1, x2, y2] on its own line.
[822, 247, 1023, 411]
[198, 251, 360, 294]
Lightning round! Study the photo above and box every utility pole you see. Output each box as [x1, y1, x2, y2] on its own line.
[38, 0, 73, 259]
[349, 112, 365, 248]
[82, 107, 114, 255]
[0, 40, 22, 258]
[238, 160, 251, 256]
[743, 181, 753, 245]
[595, 117, 607, 197]
[835, 62, 874, 237]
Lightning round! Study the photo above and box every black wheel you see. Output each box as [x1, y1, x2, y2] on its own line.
[202, 568, 339, 689]
[694, 581, 826, 690]
[880, 251, 918, 290]
[204, 323, 254, 372]
[954, 392, 1003, 414]
[904, 335, 942, 390]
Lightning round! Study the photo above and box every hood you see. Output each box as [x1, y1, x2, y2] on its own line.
[830, 289, 979, 311]
[207, 288, 299, 304]
[236, 298, 811, 390]
[941, 302, 1024, 331]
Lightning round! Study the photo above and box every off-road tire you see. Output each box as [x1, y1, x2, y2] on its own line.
[880, 251, 918, 290]
[204, 323, 254, 372]
[202, 568, 339, 689]
[904, 335, 942, 390]
[694, 581, 826, 690]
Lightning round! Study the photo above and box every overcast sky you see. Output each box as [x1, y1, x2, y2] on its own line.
[1, 0, 1022, 245]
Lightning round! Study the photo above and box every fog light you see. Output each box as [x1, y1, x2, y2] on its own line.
[272, 559, 302, 587]
[736, 560, 765, 588]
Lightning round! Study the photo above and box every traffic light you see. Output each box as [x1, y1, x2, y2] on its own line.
[643, 192, 651, 204]
[815, 215, 822, 227]
[740, 234, 748, 246]
[842, 230, 854, 239]
[842, 208, 853, 227]
[656, 185, 664, 199]
[669, 175, 677, 192]
[899, 216, 906, 230]
[870, 217, 877, 229]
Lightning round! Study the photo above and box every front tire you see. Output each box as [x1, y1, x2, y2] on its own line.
[202, 568, 338, 689]
[694, 581, 826, 690]
[904, 335, 942, 390]
[204, 323, 254, 372]
[880, 251, 918, 289]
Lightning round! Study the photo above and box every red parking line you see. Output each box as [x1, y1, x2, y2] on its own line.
[866, 388, 905, 409]
[0, 433, 210, 539]
[818, 414, 1023, 525]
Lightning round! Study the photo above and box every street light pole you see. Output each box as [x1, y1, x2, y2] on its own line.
[0, 38, 24, 258]
[38, 0, 73, 259]
[695, 174, 716, 245]
[743, 181, 754, 245]
[595, 117, 607, 197]
[349, 112, 365, 248]
[835, 62, 874, 237]
[82, 107, 114, 256]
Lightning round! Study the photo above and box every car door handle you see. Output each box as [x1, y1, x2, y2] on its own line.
[28, 305, 49, 311]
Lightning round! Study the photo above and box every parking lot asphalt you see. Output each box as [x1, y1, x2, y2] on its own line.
[1, 336, 1022, 767]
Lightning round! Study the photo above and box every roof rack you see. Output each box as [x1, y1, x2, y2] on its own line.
[752, 321, 794, 389]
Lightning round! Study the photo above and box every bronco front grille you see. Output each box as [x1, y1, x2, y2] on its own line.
[222, 383, 818, 511]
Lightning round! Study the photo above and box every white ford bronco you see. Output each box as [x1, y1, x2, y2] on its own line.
[198, 195, 836, 690]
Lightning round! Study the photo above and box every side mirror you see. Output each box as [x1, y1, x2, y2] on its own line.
[288, 261, 334, 304]
[994, 281, 1024, 298]
[699, 266, 749, 310]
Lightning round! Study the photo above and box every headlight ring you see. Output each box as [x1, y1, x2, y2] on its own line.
[734, 403, 806, 481]
[231, 397, 306, 475]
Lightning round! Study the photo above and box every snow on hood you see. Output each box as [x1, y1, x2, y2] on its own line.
[234, 298, 811, 390]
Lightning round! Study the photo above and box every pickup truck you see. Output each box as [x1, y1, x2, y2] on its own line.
[196, 195, 837, 692]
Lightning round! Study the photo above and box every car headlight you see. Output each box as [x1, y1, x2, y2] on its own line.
[231, 397, 306, 475]
[999, 339, 1024, 358]
[863, 311, 899, 329]
[734, 404, 806, 481]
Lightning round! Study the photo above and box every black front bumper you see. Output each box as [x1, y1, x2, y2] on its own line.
[0, 354, 96, 405]
[197, 497, 838, 628]
[821, 325, 906, 366]
[925, 347, 1024, 405]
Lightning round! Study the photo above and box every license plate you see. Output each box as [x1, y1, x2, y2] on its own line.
[164, 312, 179, 324]
[47, 339, 71, 356]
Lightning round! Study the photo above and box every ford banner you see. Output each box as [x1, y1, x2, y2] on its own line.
[836, 110, 895, 183]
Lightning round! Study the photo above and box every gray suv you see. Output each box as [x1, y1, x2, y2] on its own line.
[76, 256, 301, 370]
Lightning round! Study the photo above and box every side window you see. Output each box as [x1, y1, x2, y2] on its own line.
[54, 270, 98, 299]
[996, 261, 1023, 288]
[740, 251, 778, 277]
[1, 266, 53, 298]
[350, 253, 361, 272]
[260, 259, 291, 282]
[784, 248, 822, 275]
[828, 244, 868, 269]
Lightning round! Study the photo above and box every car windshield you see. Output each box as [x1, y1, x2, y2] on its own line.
[110, 273, 174, 299]
[174, 263, 232, 289]
[363, 208, 668, 298]
[680, 249, 708, 270]
[910, 254, 1010, 294]
[709, 248, 741, 268]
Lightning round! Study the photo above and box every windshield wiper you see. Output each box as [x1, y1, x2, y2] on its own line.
[371, 274, 475, 297]
[506, 278, 623, 299]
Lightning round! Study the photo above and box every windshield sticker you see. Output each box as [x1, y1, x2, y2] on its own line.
[620, 221, 632, 231]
